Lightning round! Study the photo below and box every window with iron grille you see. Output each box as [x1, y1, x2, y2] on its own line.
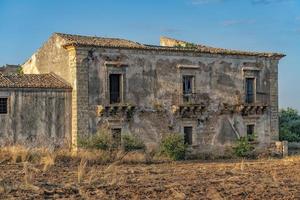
[0, 98, 8, 114]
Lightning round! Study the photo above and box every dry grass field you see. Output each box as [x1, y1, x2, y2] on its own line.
[0, 147, 299, 199]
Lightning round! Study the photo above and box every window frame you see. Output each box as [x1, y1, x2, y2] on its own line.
[109, 73, 123, 104]
[183, 126, 193, 145]
[104, 63, 128, 105]
[0, 97, 9, 115]
[245, 77, 256, 104]
[246, 124, 255, 141]
[182, 75, 195, 103]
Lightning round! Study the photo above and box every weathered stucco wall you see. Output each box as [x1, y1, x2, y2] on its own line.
[20, 34, 280, 155]
[0, 89, 71, 148]
[72, 47, 280, 155]
[22, 34, 72, 84]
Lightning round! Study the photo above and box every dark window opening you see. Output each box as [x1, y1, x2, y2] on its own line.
[111, 128, 122, 146]
[247, 124, 255, 141]
[109, 74, 121, 104]
[0, 98, 8, 114]
[245, 78, 255, 104]
[183, 75, 194, 102]
[184, 126, 193, 145]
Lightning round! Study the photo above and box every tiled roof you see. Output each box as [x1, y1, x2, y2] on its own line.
[0, 73, 72, 89]
[56, 33, 285, 58]
[56, 33, 144, 48]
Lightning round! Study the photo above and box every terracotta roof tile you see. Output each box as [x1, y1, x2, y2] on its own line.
[0, 73, 72, 89]
[56, 33, 285, 58]
[56, 33, 144, 48]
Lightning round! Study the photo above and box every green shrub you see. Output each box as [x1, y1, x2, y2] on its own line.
[233, 136, 255, 158]
[279, 108, 300, 142]
[78, 130, 116, 151]
[160, 134, 186, 160]
[121, 134, 145, 152]
[279, 128, 300, 142]
[17, 66, 23, 75]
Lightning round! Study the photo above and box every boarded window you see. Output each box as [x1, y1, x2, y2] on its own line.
[111, 128, 122, 146]
[182, 75, 194, 102]
[0, 98, 8, 114]
[247, 124, 255, 141]
[245, 78, 255, 104]
[109, 74, 121, 104]
[184, 126, 193, 145]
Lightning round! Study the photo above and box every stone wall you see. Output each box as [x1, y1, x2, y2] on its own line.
[66, 46, 89, 151]
[22, 34, 72, 83]
[0, 88, 71, 148]
[20, 34, 280, 154]
[79, 47, 280, 154]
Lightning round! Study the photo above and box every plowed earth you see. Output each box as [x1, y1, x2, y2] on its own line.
[0, 157, 299, 199]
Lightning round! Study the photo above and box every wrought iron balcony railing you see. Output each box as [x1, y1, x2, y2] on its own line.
[244, 92, 269, 105]
[175, 93, 204, 105]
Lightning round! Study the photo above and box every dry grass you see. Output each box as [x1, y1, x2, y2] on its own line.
[77, 159, 87, 184]
[40, 153, 56, 172]
[22, 161, 40, 191]
[0, 146, 299, 199]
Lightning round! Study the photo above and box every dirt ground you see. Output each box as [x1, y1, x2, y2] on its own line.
[0, 156, 299, 200]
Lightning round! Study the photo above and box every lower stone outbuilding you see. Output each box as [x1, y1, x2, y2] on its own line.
[0, 72, 72, 148]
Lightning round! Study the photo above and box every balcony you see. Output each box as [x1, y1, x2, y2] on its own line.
[255, 92, 269, 105]
[96, 104, 136, 120]
[173, 93, 207, 106]
[172, 93, 208, 117]
[239, 92, 270, 115]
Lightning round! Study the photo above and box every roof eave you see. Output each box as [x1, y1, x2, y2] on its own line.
[62, 43, 286, 59]
[0, 87, 72, 90]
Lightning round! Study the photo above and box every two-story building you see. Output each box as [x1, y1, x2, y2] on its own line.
[1, 33, 285, 155]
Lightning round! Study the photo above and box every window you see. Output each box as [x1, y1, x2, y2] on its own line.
[109, 74, 121, 104]
[247, 124, 255, 141]
[0, 98, 8, 114]
[184, 126, 193, 145]
[245, 78, 255, 104]
[182, 75, 194, 102]
[111, 128, 122, 146]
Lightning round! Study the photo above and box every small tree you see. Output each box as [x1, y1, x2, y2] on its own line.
[279, 108, 300, 142]
[160, 134, 186, 160]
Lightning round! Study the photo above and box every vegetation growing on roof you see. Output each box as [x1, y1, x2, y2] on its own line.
[174, 42, 198, 49]
[17, 66, 23, 75]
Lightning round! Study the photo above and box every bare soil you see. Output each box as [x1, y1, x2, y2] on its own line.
[0, 156, 299, 199]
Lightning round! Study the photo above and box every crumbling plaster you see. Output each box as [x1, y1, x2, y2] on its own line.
[83, 47, 278, 153]
[21, 34, 280, 154]
[0, 89, 71, 148]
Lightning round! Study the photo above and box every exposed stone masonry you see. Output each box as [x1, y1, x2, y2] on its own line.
[19, 33, 285, 155]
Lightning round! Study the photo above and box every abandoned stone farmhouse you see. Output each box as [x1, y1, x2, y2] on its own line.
[0, 33, 285, 155]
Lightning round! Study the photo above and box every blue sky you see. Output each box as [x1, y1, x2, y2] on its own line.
[0, 0, 299, 110]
